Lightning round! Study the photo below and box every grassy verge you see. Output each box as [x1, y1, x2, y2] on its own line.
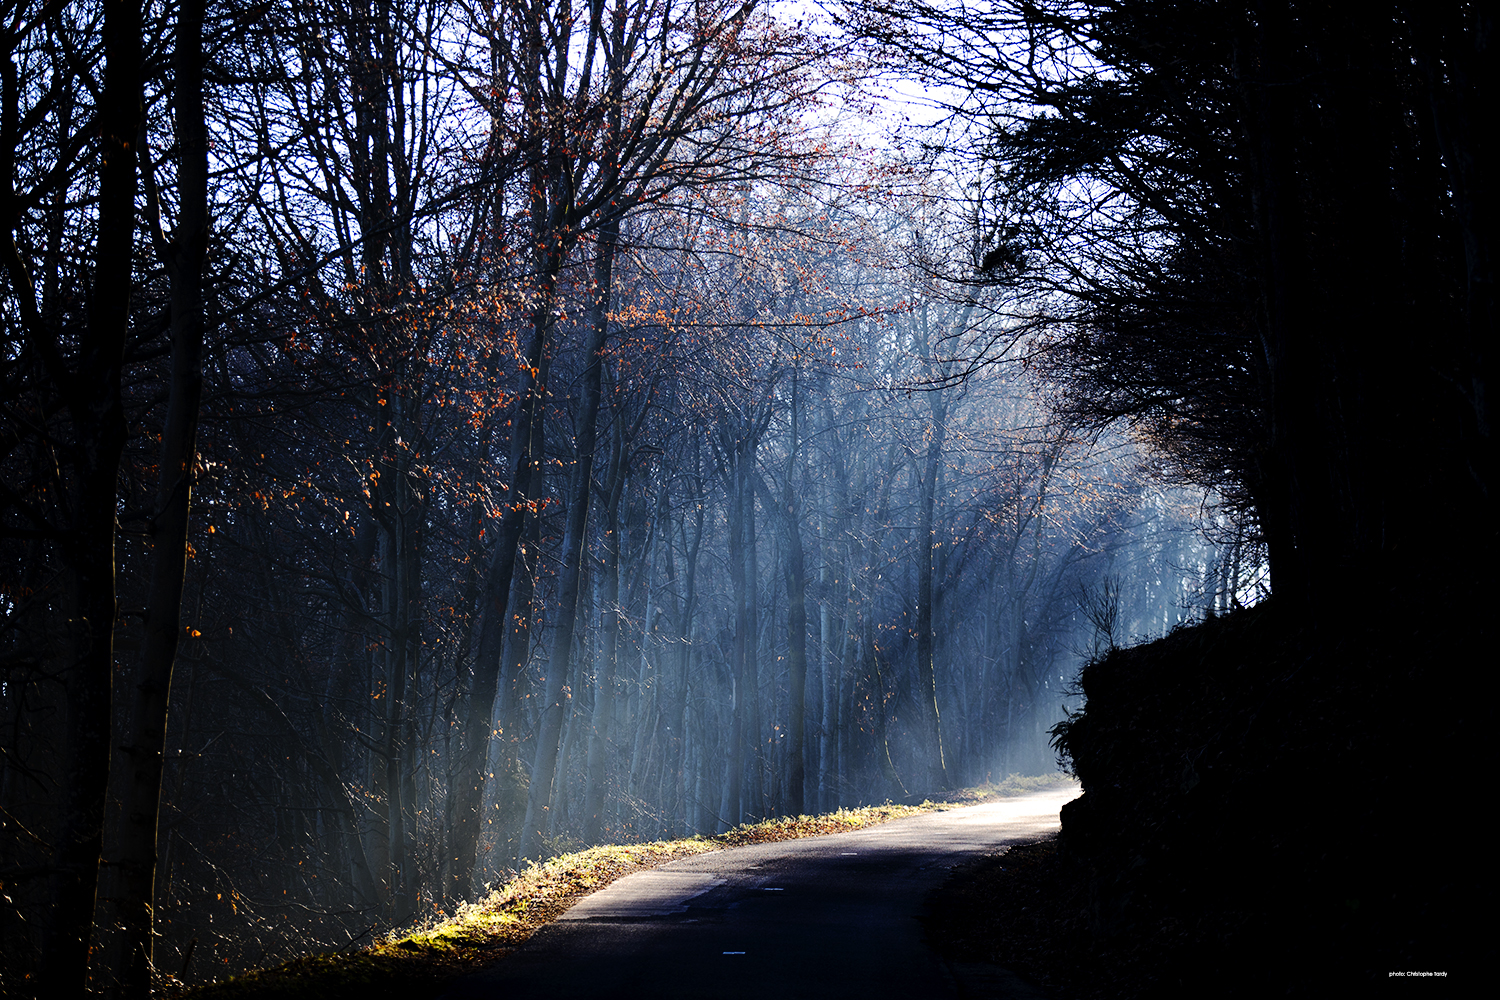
[178, 773, 1072, 999]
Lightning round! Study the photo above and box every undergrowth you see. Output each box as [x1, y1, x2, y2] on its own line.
[177, 774, 1072, 999]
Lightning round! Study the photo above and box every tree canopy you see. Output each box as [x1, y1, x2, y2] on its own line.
[852, 0, 1492, 602]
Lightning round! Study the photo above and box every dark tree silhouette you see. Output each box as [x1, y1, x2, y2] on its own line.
[852, 0, 1492, 605]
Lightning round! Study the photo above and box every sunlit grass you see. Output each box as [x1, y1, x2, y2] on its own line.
[179, 775, 1073, 998]
[948, 771, 1078, 799]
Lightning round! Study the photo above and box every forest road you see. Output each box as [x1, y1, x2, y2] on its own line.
[440, 785, 1080, 1000]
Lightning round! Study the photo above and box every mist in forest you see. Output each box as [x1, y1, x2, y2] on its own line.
[0, 0, 1294, 991]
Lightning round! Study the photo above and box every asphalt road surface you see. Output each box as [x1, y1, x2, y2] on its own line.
[442, 785, 1081, 1000]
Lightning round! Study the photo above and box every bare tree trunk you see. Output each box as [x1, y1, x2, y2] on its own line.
[549, 630, 587, 838]
[750, 449, 808, 812]
[914, 383, 950, 792]
[626, 508, 664, 821]
[447, 321, 547, 899]
[818, 540, 835, 812]
[36, 2, 140, 992]
[375, 395, 422, 925]
[720, 456, 746, 828]
[666, 465, 703, 836]
[741, 449, 764, 819]
[714, 416, 758, 830]
[517, 216, 617, 862]
[582, 421, 627, 843]
[782, 379, 809, 815]
[103, 3, 206, 993]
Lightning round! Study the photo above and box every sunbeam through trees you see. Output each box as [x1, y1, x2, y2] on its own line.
[3, 0, 1483, 995]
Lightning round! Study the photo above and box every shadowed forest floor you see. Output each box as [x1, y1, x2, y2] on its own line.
[926, 836, 1185, 998]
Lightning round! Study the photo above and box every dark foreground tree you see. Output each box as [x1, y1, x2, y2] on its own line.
[853, 0, 1493, 606]
[102, 1, 209, 994]
[1, 1, 142, 993]
[854, 1, 1491, 987]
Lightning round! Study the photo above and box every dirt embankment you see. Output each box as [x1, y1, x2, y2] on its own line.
[928, 599, 1480, 995]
